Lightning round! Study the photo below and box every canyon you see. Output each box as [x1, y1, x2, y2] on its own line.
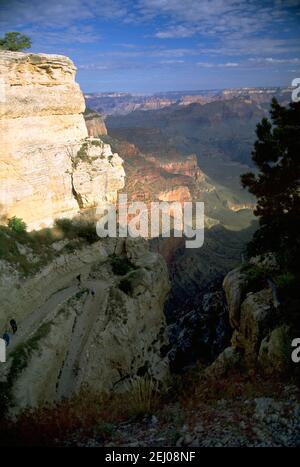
[84, 99, 258, 371]
[85, 87, 291, 117]
[0, 50, 298, 449]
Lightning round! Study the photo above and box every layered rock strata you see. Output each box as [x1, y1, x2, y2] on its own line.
[0, 51, 124, 230]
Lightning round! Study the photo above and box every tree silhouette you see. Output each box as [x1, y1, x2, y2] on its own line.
[0, 32, 31, 52]
[241, 98, 300, 271]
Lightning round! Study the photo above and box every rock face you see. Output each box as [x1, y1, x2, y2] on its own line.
[216, 264, 289, 374]
[0, 237, 170, 414]
[158, 186, 192, 203]
[238, 289, 274, 360]
[145, 154, 205, 182]
[258, 325, 291, 374]
[205, 346, 241, 378]
[84, 109, 107, 137]
[223, 267, 248, 329]
[0, 51, 124, 230]
[0, 51, 169, 415]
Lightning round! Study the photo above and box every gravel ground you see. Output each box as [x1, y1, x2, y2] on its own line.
[74, 383, 300, 448]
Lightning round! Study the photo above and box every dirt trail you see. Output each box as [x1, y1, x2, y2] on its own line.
[7, 285, 79, 355]
[56, 280, 110, 399]
[7, 279, 111, 362]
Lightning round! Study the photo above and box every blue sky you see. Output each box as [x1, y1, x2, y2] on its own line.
[1, 0, 300, 93]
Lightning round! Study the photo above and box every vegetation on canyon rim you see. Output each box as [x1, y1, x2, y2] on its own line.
[0, 217, 100, 276]
[241, 98, 300, 274]
[0, 32, 31, 52]
[240, 98, 300, 333]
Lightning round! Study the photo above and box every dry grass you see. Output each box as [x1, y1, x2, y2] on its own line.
[0, 387, 125, 446]
[124, 376, 160, 416]
[0, 377, 163, 447]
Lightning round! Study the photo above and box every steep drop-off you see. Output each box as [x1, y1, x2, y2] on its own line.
[0, 51, 170, 416]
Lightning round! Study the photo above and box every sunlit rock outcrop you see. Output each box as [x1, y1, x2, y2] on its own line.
[0, 51, 124, 230]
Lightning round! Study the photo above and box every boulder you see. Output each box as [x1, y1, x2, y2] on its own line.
[223, 267, 248, 329]
[258, 325, 292, 374]
[238, 289, 274, 362]
[205, 346, 242, 378]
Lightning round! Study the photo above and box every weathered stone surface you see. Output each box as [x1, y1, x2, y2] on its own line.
[223, 267, 248, 328]
[158, 186, 192, 203]
[0, 239, 112, 330]
[222, 262, 287, 371]
[0, 237, 170, 414]
[0, 51, 85, 118]
[258, 325, 291, 374]
[238, 289, 274, 361]
[0, 51, 124, 229]
[205, 346, 242, 378]
[84, 111, 107, 137]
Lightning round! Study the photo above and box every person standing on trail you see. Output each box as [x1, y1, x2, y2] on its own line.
[76, 274, 81, 287]
[91, 287, 96, 298]
[10, 319, 17, 334]
[2, 332, 10, 347]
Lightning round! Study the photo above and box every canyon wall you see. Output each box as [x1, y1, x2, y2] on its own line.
[0, 237, 170, 414]
[0, 51, 124, 230]
[0, 51, 171, 415]
[210, 257, 291, 377]
[84, 109, 108, 137]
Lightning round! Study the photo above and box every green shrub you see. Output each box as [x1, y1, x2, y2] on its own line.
[7, 216, 27, 234]
[30, 228, 55, 245]
[0, 32, 31, 51]
[274, 272, 298, 301]
[63, 242, 77, 254]
[275, 272, 296, 290]
[110, 254, 136, 276]
[74, 142, 90, 167]
[242, 264, 268, 293]
[55, 219, 98, 244]
[76, 222, 98, 243]
[0, 225, 55, 276]
[91, 139, 102, 147]
[54, 219, 74, 236]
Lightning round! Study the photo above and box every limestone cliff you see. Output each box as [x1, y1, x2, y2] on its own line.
[84, 109, 107, 137]
[0, 51, 124, 230]
[0, 51, 170, 416]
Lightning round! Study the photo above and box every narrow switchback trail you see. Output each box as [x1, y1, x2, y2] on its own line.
[56, 280, 111, 399]
[7, 285, 79, 356]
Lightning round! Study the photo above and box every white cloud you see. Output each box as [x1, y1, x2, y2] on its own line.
[160, 59, 185, 64]
[1, 0, 299, 67]
[78, 63, 109, 70]
[197, 61, 239, 68]
[137, 0, 300, 39]
[249, 57, 300, 64]
[155, 25, 196, 39]
[97, 47, 197, 59]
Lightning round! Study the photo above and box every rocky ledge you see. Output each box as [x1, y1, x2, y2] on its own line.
[0, 51, 124, 229]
